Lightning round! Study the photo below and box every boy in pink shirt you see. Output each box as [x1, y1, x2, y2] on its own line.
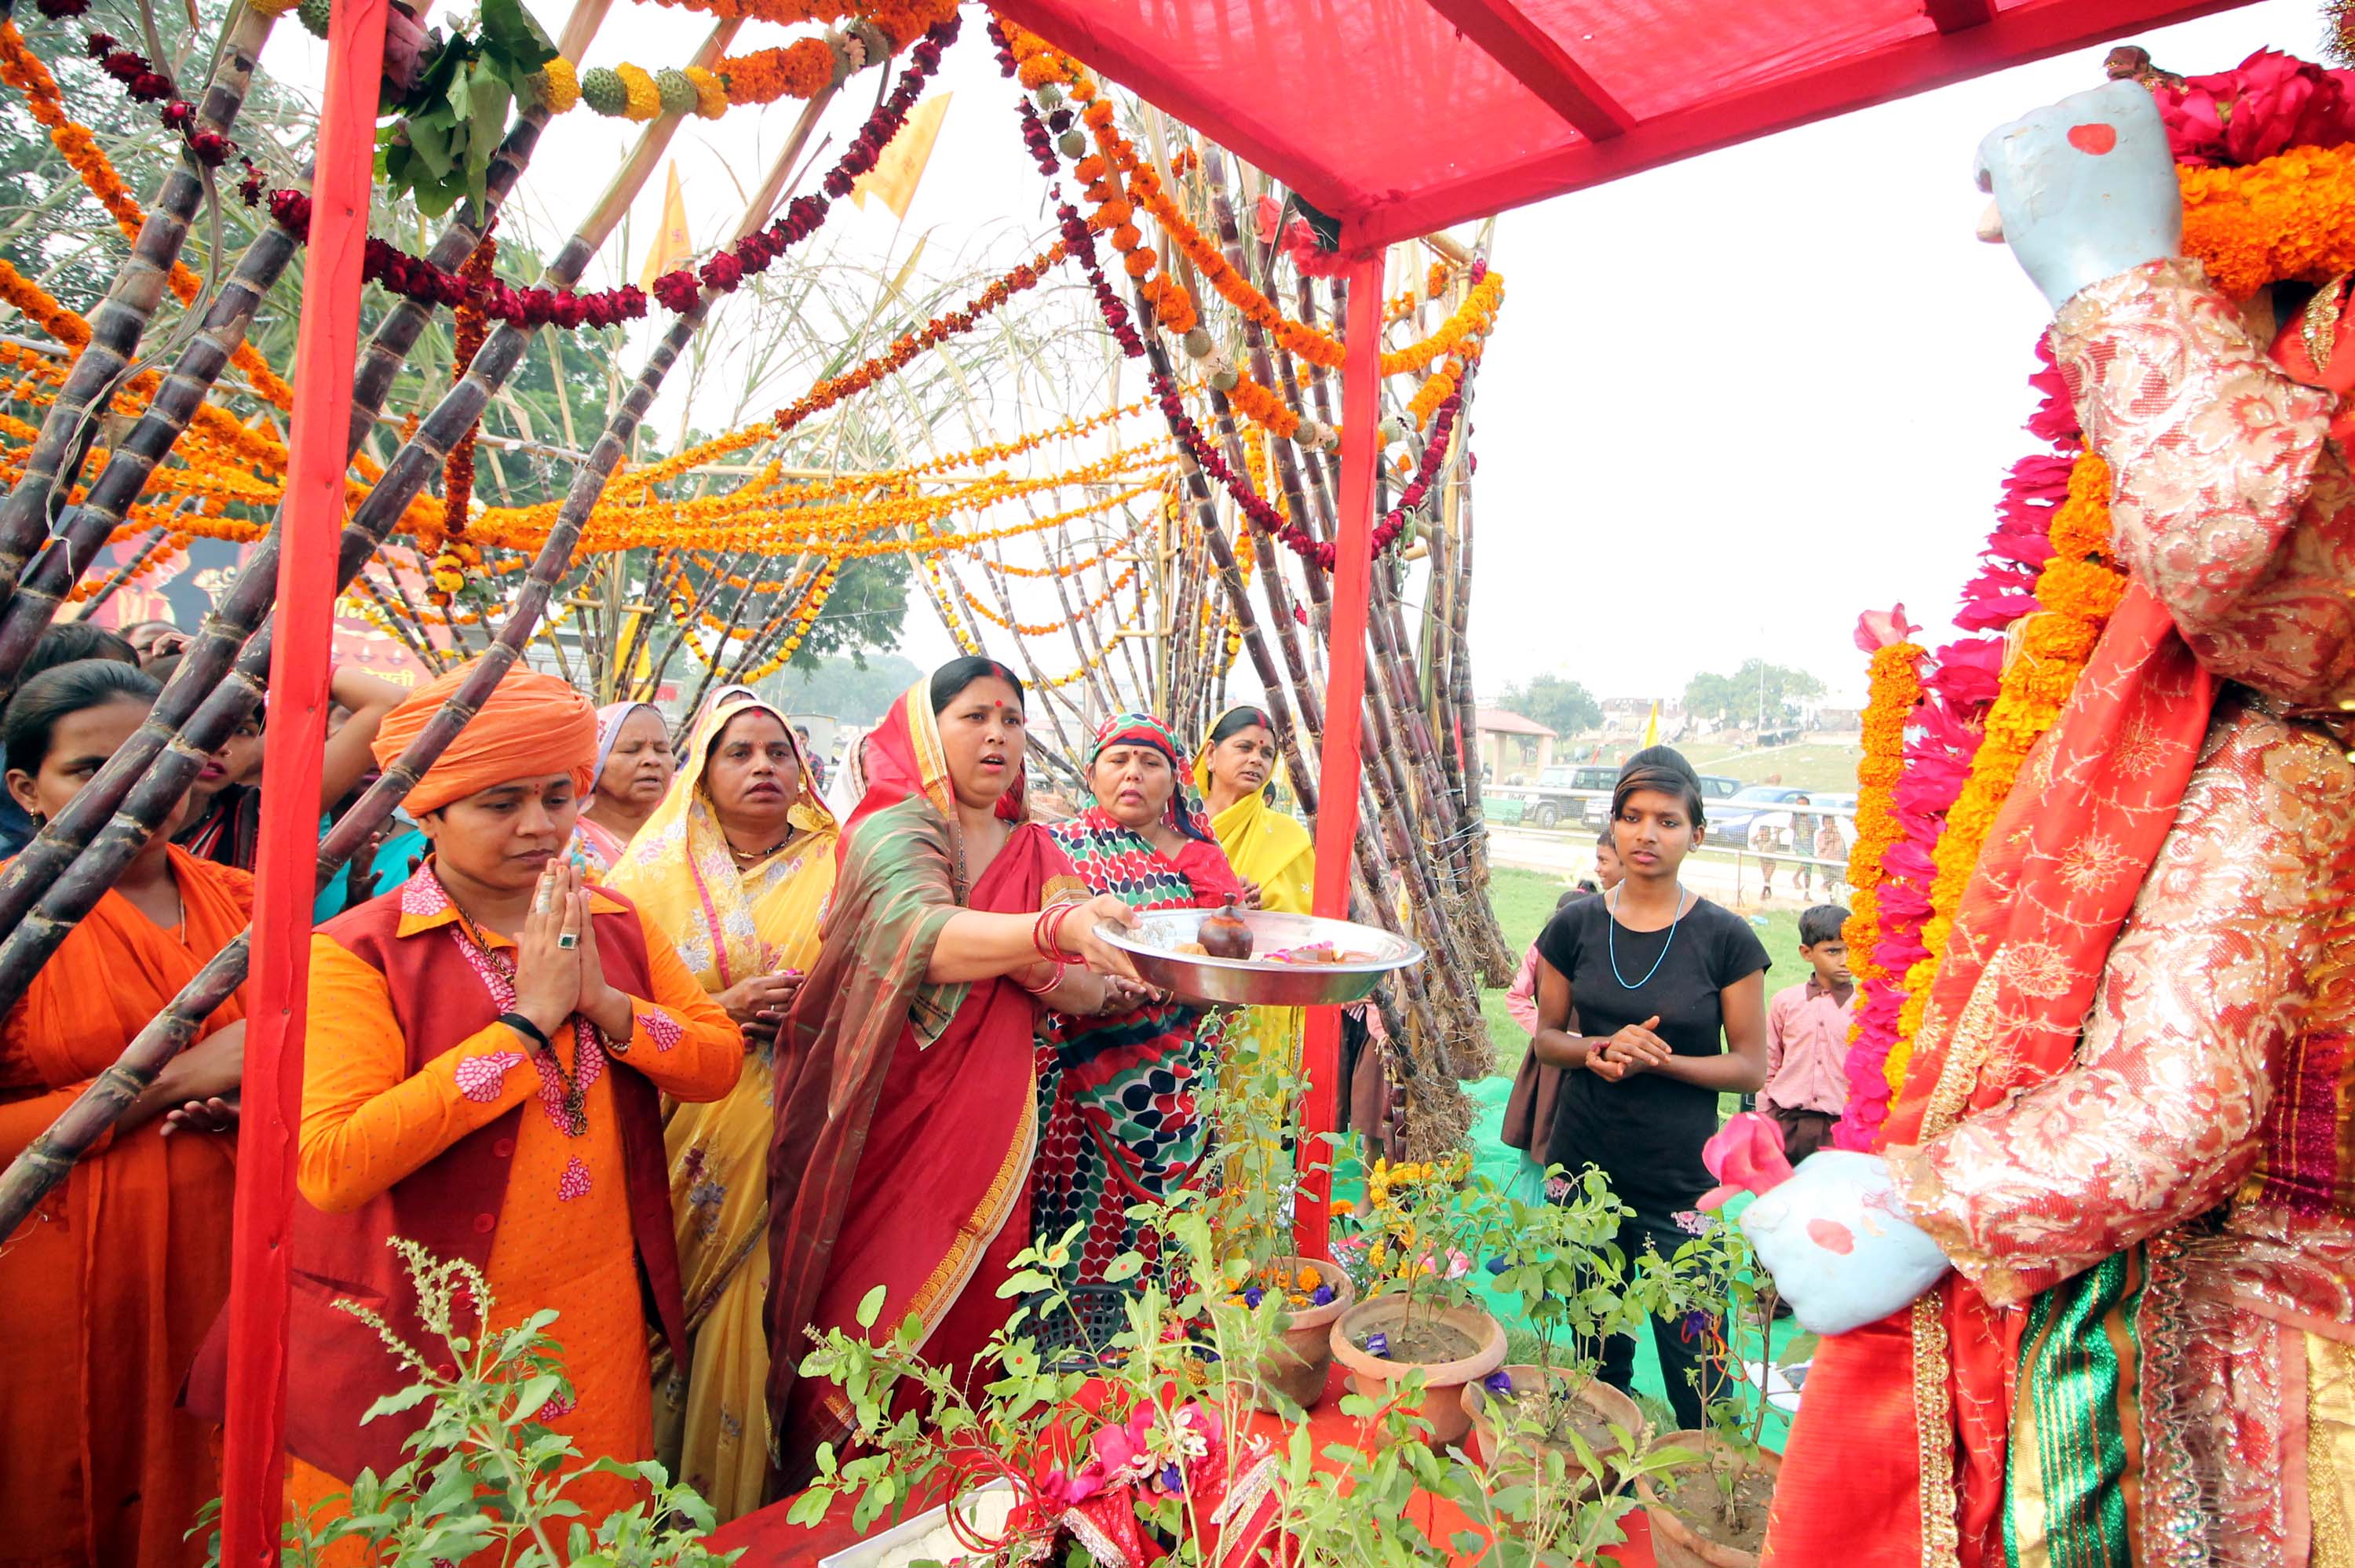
[1757, 903, 1857, 1165]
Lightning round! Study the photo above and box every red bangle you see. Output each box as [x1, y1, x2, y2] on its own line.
[1018, 961, 1061, 995]
[1048, 900, 1085, 965]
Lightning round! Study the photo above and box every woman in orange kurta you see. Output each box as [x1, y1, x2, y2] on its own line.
[0, 660, 253, 1568]
[276, 662, 740, 1558]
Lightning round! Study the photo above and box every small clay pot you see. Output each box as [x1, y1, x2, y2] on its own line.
[1635, 1430, 1784, 1568]
[1327, 1295, 1506, 1449]
[1251, 1256, 1354, 1413]
[1460, 1366, 1646, 1491]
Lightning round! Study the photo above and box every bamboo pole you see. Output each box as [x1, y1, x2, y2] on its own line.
[0, 21, 741, 985]
[0, 5, 277, 603]
[0, 72, 817, 1239]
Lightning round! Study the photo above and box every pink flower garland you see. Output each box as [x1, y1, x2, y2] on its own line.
[1834, 343, 2081, 1150]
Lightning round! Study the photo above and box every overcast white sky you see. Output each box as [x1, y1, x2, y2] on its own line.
[262, 0, 2319, 707]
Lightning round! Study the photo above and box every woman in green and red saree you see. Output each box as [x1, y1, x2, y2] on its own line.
[1037, 713, 1245, 1285]
[763, 658, 1143, 1491]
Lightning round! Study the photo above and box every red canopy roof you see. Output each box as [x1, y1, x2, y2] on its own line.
[996, 0, 2255, 248]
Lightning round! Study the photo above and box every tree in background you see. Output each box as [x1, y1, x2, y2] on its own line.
[1681, 658, 1825, 727]
[758, 651, 923, 725]
[1494, 673, 1601, 736]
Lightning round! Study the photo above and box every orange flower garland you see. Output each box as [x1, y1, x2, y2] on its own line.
[2177, 142, 2355, 297]
[1842, 639, 1924, 987]
[959, 558, 1139, 635]
[0, 257, 92, 348]
[717, 38, 835, 105]
[1883, 450, 2120, 1092]
[772, 231, 1076, 435]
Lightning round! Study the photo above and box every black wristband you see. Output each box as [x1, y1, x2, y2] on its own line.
[498, 1011, 550, 1049]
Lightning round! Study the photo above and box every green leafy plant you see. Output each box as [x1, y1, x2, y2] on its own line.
[1481, 1165, 1667, 1446]
[1651, 1208, 1809, 1541]
[377, 0, 559, 217]
[195, 1239, 739, 1568]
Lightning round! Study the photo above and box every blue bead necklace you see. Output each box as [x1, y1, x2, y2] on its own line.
[1606, 884, 1689, 991]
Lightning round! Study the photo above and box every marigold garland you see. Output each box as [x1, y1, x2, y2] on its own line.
[1882, 450, 2119, 1095]
[2177, 142, 2355, 297]
[1831, 637, 1922, 1147]
[771, 229, 1075, 436]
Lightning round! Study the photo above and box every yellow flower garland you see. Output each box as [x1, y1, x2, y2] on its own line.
[1842, 640, 1924, 997]
[1884, 451, 2118, 1092]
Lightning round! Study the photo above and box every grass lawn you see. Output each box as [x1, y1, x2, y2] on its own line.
[1669, 742, 1864, 794]
[1481, 866, 1808, 1080]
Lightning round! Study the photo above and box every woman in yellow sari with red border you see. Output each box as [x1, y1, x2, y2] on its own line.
[607, 696, 837, 1523]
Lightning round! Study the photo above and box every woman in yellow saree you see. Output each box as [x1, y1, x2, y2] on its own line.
[1194, 706, 1314, 1079]
[605, 696, 837, 1523]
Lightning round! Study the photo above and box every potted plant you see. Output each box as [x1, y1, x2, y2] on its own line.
[1459, 1164, 1659, 1486]
[194, 1242, 733, 1566]
[1326, 1141, 1507, 1449]
[1634, 1202, 1803, 1568]
[1202, 1052, 1354, 1413]
[792, 1199, 1462, 1567]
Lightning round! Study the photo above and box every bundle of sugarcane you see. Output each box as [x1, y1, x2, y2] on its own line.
[0, 75, 839, 1235]
[0, 5, 280, 603]
[0, 17, 746, 1017]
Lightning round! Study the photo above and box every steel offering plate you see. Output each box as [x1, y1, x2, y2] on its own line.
[1093, 909, 1422, 1007]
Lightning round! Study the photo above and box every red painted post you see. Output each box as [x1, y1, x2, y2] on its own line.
[1294, 250, 1385, 1260]
[217, 0, 386, 1558]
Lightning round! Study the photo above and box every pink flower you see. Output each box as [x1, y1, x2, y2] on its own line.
[1696, 1112, 1794, 1210]
[1445, 1249, 1471, 1280]
[1853, 604, 1918, 653]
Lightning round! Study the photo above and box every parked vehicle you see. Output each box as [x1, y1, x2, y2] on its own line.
[1709, 784, 1815, 849]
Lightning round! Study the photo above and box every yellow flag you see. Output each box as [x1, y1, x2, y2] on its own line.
[851, 93, 950, 220]
[636, 162, 694, 291]
[1641, 701, 1660, 748]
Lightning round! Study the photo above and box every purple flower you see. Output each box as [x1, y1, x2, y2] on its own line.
[1160, 1462, 1185, 1493]
[1672, 1209, 1710, 1236]
[1243, 1286, 1264, 1308]
[1482, 1369, 1513, 1395]
[1679, 1311, 1712, 1344]
[1311, 1285, 1333, 1307]
[1366, 1331, 1389, 1358]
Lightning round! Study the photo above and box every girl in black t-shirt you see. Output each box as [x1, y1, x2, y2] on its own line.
[1530, 747, 1769, 1430]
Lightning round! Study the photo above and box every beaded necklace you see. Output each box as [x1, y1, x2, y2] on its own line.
[444, 892, 594, 1138]
[1605, 884, 1690, 992]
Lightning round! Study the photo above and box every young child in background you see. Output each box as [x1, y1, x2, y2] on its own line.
[1499, 827, 1621, 1167]
[1757, 903, 1857, 1165]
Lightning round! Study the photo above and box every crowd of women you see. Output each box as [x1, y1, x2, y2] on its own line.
[0, 644, 1323, 1561]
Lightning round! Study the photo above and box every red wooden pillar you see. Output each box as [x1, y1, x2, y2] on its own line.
[1294, 250, 1385, 1260]
[217, 0, 386, 1558]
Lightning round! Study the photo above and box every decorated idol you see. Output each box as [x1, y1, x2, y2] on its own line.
[1747, 61, 2355, 1568]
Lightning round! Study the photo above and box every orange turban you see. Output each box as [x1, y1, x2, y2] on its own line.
[371, 658, 598, 815]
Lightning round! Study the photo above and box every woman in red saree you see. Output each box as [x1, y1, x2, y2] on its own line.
[0, 660, 252, 1568]
[764, 658, 1141, 1493]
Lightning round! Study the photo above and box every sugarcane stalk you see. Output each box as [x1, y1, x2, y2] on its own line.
[0, 23, 741, 977]
[0, 5, 276, 603]
[0, 0, 614, 697]
[0, 82, 796, 1234]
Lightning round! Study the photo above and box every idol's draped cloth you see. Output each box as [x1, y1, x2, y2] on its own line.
[1765, 261, 2355, 1568]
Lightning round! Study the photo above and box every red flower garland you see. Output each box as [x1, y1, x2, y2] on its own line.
[261, 16, 959, 333]
[1011, 80, 1433, 570]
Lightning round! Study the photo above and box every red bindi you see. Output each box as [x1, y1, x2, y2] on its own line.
[2065, 122, 2118, 155]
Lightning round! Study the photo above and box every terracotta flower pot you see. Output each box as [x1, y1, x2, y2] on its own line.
[1327, 1294, 1506, 1449]
[1460, 1365, 1647, 1491]
[1252, 1255, 1355, 1413]
[1634, 1430, 1783, 1568]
